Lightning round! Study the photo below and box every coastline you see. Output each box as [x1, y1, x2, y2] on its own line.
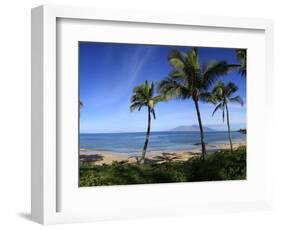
[80, 141, 246, 165]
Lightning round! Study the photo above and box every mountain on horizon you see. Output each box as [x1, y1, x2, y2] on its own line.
[169, 125, 216, 132]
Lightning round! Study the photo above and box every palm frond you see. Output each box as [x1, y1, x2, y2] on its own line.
[130, 93, 146, 104]
[202, 61, 229, 89]
[158, 78, 190, 100]
[186, 47, 199, 70]
[229, 96, 244, 106]
[169, 70, 186, 81]
[210, 80, 243, 124]
[212, 103, 223, 116]
[132, 85, 146, 101]
[226, 82, 238, 96]
[236, 49, 247, 77]
[130, 80, 163, 113]
[151, 108, 156, 120]
[130, 102, 143, 112]
[168, 49, 187, 70]
[149, 81, 154, 98]
[145, 80, 150, 97]
[212, 81, 225, 93]
[152, 95, 166, 103]
[200, 92, 217, 104]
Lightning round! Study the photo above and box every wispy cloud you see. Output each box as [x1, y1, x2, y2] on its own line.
[124, 46, 155, 87]
[102, 46, 155, 108]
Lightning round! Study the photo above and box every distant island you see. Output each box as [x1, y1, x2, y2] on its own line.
[169, 125, 216, 132]
[238, 128, 246, 134]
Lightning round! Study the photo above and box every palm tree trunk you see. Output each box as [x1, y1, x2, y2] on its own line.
[194, 100, 207, 159]
[225, 104, 233, 154]
[141, 107, 151, 163]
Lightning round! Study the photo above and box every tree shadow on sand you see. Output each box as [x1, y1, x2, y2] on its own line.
[152, 152, 183, 163]
[130, 152, 197, 164]
[80, 154, 104, 163]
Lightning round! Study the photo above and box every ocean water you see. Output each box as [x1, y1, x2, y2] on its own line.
[80, 131, 246, 155]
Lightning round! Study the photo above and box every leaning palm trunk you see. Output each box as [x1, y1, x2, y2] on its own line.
[225, 104, 233, 154]
[130, 81, 162, 164]
[140, 107, 151, 163]
[194, 100, 207, 159]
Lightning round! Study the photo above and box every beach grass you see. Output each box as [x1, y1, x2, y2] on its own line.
[79, 145, 246, 187]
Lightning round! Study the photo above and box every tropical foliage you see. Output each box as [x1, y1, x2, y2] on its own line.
[80, 146, 246, 186]
[158, 48, 230, 158]
[235, 49, 247, 77]
[211, 81, 244, 153]
[130, 80, 164, 163]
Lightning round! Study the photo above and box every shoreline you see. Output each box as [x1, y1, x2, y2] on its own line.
[80, 141, 246, 165]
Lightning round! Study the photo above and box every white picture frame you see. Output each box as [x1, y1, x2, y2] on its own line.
[31, 5, 274, 225]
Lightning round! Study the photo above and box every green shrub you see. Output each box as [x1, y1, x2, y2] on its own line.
[186, 146, 246, 181]
[79, 146, 246, 187]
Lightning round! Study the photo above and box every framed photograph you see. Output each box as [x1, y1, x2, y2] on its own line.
[31, 5, 274, 225]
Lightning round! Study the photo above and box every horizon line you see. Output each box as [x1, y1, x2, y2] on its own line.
[80, 123, 246, 134]
[80, 129, 246, 135]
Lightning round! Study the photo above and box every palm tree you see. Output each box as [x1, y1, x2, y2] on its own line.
[130, 81, 164, 163]
[211, 81, 244, 153]
[235, 49, 246, 77]
[79, 101, 83, 109]
[158, 48, 230, 159]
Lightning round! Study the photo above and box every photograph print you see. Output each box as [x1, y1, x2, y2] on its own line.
[79, 42, 246, 187]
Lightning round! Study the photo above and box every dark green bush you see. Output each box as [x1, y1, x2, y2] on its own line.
[186, 146, 246, 181]
[79, 146, 246, 187]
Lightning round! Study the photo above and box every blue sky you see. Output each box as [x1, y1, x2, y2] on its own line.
[79, 42, 246, 133]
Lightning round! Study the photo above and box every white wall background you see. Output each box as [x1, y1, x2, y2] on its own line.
[0, 0, 280, 229]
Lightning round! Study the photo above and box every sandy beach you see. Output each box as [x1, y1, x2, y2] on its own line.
[80, 141, 246, 165]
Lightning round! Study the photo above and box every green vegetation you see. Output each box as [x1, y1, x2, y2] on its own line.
[130, 81, 164, 163]
[80, 146, 246, 187]
[158, 48, 230, 159]
[235, 49, 247, 77]
[211, 81, 244, 153]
